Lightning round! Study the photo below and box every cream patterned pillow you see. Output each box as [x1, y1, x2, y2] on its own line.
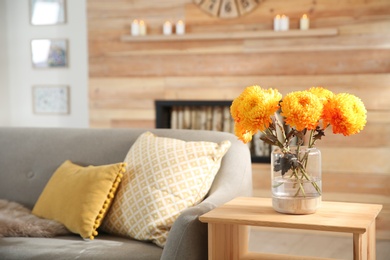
[101, 131, 231, 247]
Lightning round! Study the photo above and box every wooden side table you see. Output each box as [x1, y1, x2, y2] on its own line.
[199, 197, 382, 260]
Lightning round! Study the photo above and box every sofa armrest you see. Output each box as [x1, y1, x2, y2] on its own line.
[161, 201, 215, 260]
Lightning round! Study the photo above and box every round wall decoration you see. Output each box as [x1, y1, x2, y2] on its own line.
[194, 0, 260, 19]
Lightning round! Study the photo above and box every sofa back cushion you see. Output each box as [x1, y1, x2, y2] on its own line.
[0, 128, 249, 211]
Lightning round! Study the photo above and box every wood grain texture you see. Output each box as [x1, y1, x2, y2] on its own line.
[89, 50, 390, 77]
[200, 197, 382, 260]
[249, 227, 390, 259]
[208, 224, 249, 260]
[120, 28, 339, 42]
[200, 197, 382, 233]
[252, 164, 390, 240]
[87, 0, 390, 239]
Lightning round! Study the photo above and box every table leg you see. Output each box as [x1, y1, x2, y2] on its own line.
[207, 223, 249, 260]
[353, 232, 368, 260]
[367, 221, 376, 260]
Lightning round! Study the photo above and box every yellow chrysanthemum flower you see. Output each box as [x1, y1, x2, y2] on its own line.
[322, 93, 367, 136]
[230, 85, 282, 143]
[230, 84, 367, 200]
[307, 86, 334, 106]
[280, 91, 323, 131]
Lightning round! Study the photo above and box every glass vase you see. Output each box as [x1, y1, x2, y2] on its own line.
[271, 146, 322, 214]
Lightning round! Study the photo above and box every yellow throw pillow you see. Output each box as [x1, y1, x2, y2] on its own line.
[32, 160, 126, 240]
[101, 131, 231, 247]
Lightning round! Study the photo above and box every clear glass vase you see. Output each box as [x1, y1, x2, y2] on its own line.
[271, 146, 322, 214]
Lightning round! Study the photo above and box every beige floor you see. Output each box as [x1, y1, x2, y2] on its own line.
[249, 227, 390, 260]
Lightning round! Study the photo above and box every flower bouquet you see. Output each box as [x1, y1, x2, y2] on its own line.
[230, 86, 367, 213]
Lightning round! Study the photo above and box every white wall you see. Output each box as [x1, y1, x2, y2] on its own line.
[2, 0, 89, 128]
[0, 1, 10, 126]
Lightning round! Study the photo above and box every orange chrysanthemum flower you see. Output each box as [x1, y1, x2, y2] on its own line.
[280, 91, 323, 131]
[322, 93, 367, 136]
[307, 86, 335, 128]
[230, 85, 282, 143]
[233, 122, 256, 143]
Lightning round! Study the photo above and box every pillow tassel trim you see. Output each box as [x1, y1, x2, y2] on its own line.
[89, 163, 126, 240]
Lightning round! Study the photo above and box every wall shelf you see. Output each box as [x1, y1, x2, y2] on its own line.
[121, 28, 338, 42]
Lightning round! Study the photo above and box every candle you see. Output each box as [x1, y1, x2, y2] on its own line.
[273, 14, 281, 31]
[280, 15, 289, 31]
[300, 14, 310, 30]
[163, 21, 172, 35]
[139, 20, 147, 35]
[131, 19, 139, 36]
[175, 20, 185, 35]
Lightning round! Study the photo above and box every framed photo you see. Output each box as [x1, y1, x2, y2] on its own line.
[30, 0, 66, 25]
[31, 39, 68, 68]
[33, 85, 70, 114]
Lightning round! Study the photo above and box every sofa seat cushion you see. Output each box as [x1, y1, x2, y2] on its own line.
[32, 161, 126, 240]
[102, 131, 231, 247]
[0, 234, 163, 260]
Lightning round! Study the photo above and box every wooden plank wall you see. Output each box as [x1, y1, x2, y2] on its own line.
[87, 0, 390, 239]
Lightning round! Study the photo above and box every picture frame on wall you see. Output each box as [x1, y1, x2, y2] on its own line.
[32, 85, 70, 115]
[31, 39, 68, 68]
[30, 0, 66, 25]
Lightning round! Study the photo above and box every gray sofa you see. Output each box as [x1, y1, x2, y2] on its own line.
[0, 127, 252, 260]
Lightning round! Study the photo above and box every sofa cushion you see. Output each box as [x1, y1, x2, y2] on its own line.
[0, 234, 163, 260]
[101, 131, 231, 247]
[32, 160, 125, 240]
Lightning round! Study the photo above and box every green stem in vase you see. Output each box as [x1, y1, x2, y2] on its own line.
[299, 165, 322, 196]
[295, 180, 306, 197]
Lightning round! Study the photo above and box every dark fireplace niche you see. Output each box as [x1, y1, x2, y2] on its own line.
[155, 100, 271, 163]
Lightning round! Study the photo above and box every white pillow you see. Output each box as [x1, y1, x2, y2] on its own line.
[101, 131, 231, 247]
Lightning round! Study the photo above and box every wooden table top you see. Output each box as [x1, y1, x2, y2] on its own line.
[199, 197, 382, 234]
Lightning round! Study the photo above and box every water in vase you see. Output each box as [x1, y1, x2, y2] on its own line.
[272, 176, 322, 214]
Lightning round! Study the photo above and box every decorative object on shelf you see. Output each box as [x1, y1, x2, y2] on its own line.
[274, 14, 289, 31]
[163, 21, 172, 35]
[280, 15, 289, 31]
[139, 20, 147, 35]
[32, 85, 70, 114]
[31, 38, 68, 68]
[194, 0, 259, 19]
[230, 86, 367, 214]
[273, 14, 281, 31]
[300, 14, 310, 30]
[175, 20, 185, 35]
[30, 0, 66, 26]
[131, 19, 140, 36]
